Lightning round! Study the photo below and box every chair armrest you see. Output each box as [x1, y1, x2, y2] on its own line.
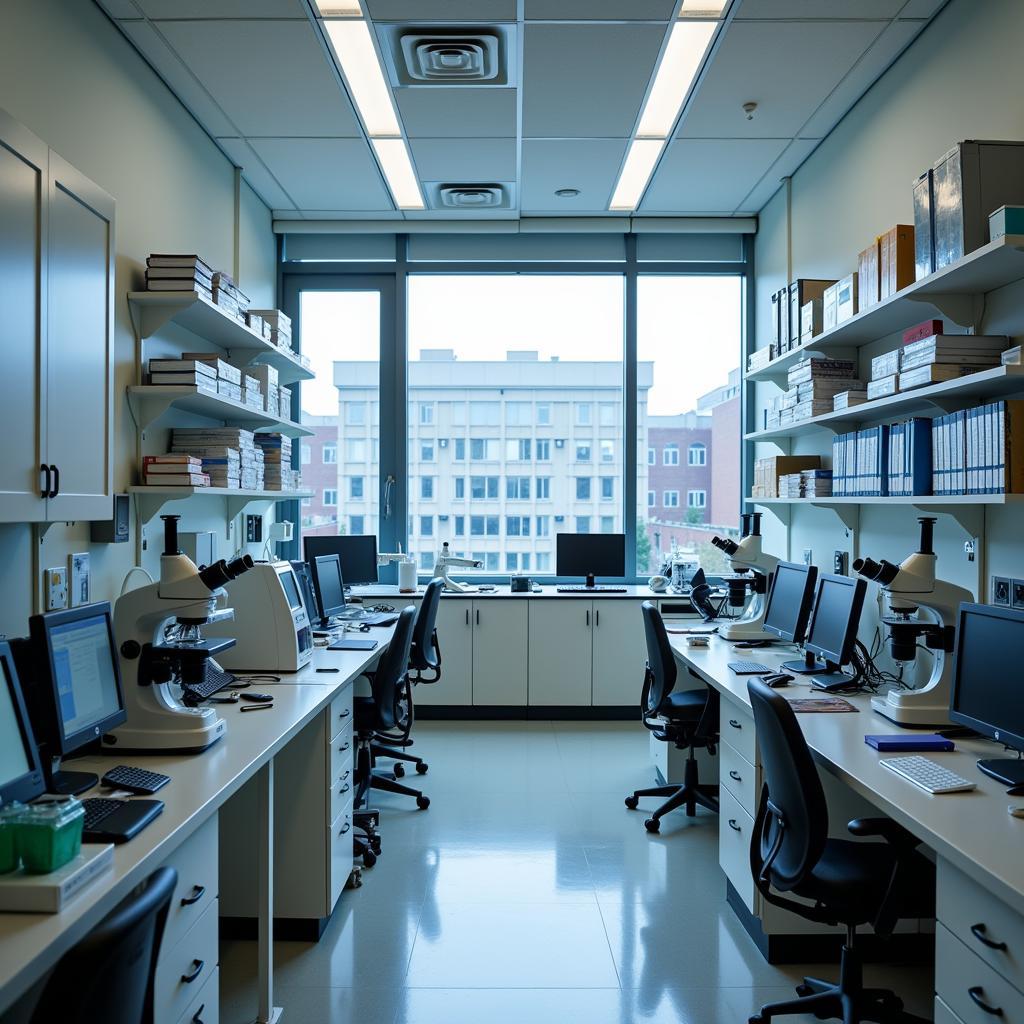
[847, 817, 920, 849]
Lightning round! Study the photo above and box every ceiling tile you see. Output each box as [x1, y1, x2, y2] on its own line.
[120, 22, 237, 137]
[396, 88, 517, 137]
[898, 0, 946, 16]
[95, 0, 144, 18]
[134, 0, 307, 16]
[215, 137, 296, 210]
[249, 138, 392, 210]
[155, 20, 362, 137]
[364, 0, 516, 18]
[641, 137, 788, 212]
[523, 23, 667, 138]
[521, 139, 628, 212]
[732, 0, 904, 16]
[525, 0, 678, 18]
[409, 138, 517, 181]
[677, 20, 885, 138]
[734, 136, 818, 212]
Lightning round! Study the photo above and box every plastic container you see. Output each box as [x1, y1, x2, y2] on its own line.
[398, 557, 417, 594]
[0, 804, 23, 874]
[16, 800, 85, 874]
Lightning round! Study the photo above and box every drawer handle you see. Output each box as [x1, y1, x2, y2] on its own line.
[338, 709, 351, 719]
[728, 719, 742, 730]
[192, 1006, 205, 1024]
[180, 884, 206, 907]
[181, 959, 204, 984]
[340, 769, 351, 781]
[727, 818, 741, 832]
[971, 923, 1008, 952]
[338, 822, 351, 836]
[339, 783, 351, 795]
[728, 770, 742, 782]
[338, 741, 351, 752]
[967, 986, 1004, 1016]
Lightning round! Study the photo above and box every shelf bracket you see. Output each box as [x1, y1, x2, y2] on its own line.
[810, 502, 860, 535]
[126, 389, 175, 433]
[224, 494, 275, 524]
[914, 502, 984, 536]
[907, 291, 984, 329]
[750, 501, 791, 527]
[132, 490, 168, 527]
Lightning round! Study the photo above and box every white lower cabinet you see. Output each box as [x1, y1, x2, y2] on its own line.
[416, 598, 473, 707]
[528, 600, 593, 705]
[592, 600, 648, 706]
[472, 599, 528, 705]
[177, 967, 219, 1024]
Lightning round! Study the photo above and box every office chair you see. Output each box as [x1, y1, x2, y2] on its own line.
[354, 605, 430, 812]
[625, 601, 720, 833]
[371, 577, 443, 778]
[746, 679, 933, 1024]
[30, 865, 177, 1024]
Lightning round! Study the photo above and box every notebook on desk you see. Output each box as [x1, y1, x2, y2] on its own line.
[327, 638, 378, 652]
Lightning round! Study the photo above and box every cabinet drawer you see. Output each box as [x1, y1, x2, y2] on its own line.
[329, 720, 354, 787]
[939, 857, 1024, 991]
[938, 923, 1024, 1024]
[934, 996, 966, 1024]
[329, 802, 354, 910]
[162, 815, 218, 954]
[720, 741, 758, 816]
[721, 695, 757, 766]
[719, 788, 755, 914]
[155, 899, 218, 1024]
[329, 761, 355, 825]
[176, 966, 219, 1024]
[330, 689, 353, 740]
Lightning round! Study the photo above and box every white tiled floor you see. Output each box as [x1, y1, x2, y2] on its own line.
[220, 721, 933, 1023]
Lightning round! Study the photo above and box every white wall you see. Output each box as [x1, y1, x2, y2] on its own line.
[0, 0, 279, 636]
[752, 0, 1024, 679]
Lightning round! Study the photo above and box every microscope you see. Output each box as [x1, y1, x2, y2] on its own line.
[110, 515, 253, 752]
[432, 542, 483, 594]
[710, 513, 779, 642]
[853, 517, 972, 727]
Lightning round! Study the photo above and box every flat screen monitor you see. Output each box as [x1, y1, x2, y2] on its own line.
[950, 603, 1024, 786]
[763, 561, 819, 644]
[290, 560, 320, 624]
[304, 535, 379, 587]
[310, 554, 347, 623]
[277, 564, 303, 612]
[556, 533, 626, 585]
[799, 574, 866, 674]
[0, 642, 45, 806]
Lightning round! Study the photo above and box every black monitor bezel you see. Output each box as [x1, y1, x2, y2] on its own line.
[803, 573, 866, 667]
[309, 554, 347, 620]
[27, 601, 126, 757]
[555, 532, 626, 579]
[303, 535, 379, 587]
[950, 602, 1024, 752]
[0, 641, 45, 805]
[763, 561, 820, 644]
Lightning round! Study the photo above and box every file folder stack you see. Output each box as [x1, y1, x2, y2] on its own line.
[832, 425, 890, 497]
[886, 419, 932, 496]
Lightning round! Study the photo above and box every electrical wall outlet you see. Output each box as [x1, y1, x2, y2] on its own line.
[44, 567, 68, 611]
[69, 552, 90, 607]
[246, 514, 263, 544]
[833, 550, 848, 576]
[994, 577, 1011, 605]
[802, 548, 813, 565]
[1013, 579, 1024, 610]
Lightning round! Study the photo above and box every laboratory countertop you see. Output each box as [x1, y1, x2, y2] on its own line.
[669, 634, 1024, 917]
[351, 583, 682, 601]
[0, 635, 392, 1015]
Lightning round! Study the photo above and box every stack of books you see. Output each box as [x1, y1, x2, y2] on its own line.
[785, 358, 860, 422]
[210, 271, 250, 324]
[247, 365, 279, 416]
[832, 426, 890, 497]
[898, 334, 1007, 391]
[255, 434, 294, 491]
[751, 456, 822, 498]
[145, 254, 214, 299]
[800, 469, 833, 497]
[240, 373, 264, 410]
[181, 354, 242, 403]
[249, 310, 293, 352]
[747, 346, 773, 374]
[141, 455, 210, 488]
[170, 428, 259, 490]
[147, 358, 218, 393]
[833, 389, 869, 411]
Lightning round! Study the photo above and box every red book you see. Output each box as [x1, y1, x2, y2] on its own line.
[902, 319, 943, 345]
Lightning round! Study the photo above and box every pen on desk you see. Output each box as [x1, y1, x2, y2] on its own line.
[240, 703, 274, 712]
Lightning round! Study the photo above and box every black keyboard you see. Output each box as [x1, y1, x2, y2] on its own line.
[728, 660, 770, 675]
[101, 765, 171, 796]
[555, 586, 628, 594]
[182, 664, 237, 704]
[81, 797, 164, 844]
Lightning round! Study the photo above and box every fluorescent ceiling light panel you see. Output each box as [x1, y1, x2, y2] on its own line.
[372, 139, 425, 209]
[315, 0, 363, 13]
[636, 20, 716, 138]
[324, 19, 401, 137]
[609, 138, 664, 211]
[678, 0, 728, 15]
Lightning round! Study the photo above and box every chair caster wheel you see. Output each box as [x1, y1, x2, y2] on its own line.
[393, 763, 405, 778]
[748, 1016, 767, 1023]
[795, 985, 813, 997]
[416, 762, 429, 774]
[644, 817, 660, 833]
[624, 796, 639, 810]
[370, 837, 382, 854]
[363, 850, 377, 868]
[416, 795, 430, 810]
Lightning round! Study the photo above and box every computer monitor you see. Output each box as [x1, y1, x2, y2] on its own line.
[308, 554, 347, 626]
[16, 602, 126, 795]
[0, 642, 45, 806]
[303, 535, 379, 587]
[782, 573, 866, 677]
[290, 560, 320, 626]
[950, 603, 1024, 786]
[556, 533, 626, 587]
[763, 561, 819, 645]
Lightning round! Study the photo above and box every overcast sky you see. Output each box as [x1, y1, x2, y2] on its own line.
[299, 275, 741, 419]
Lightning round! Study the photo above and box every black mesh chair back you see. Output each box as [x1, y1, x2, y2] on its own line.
[409, 578, 444, 681]
[368, 605, 416, 732]
[641, 601, 677, 714]
[747, 679, 828, 891]
[31, 865, 177, 1024]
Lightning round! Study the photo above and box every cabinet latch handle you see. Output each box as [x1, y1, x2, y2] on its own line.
[180, 884, 205, 907]
[728, 818, 741, 832]
[971, 923, 1008, 951]
[967, 986, 1004, 1016]
[181, 959, 204, 984]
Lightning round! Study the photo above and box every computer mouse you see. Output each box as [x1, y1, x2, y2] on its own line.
[1009, 805, 1024, 819]
[763, 672, 794, 689]
[1007, 785, 1024, 798]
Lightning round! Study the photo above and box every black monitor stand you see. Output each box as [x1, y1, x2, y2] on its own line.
[978, 757, 1024, 787]
[781, 650, 838, 676]
[43, 754, 98, 797]
[585, 572, 596, 589]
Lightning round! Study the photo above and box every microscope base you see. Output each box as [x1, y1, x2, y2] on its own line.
[107, 714, 226, 754]
[870, 692, 951, 728]
[720, 622, 771, 642]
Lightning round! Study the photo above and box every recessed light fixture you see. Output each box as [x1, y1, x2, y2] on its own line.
[554, 188, 580, 198]
[315, 0, 363, 14]
[678, 0, 729, 15]
[323, 20, 401, 137]
[372, 139, 425, 209]
[609, 139, 664, 211]
[636, 20, 716, 138]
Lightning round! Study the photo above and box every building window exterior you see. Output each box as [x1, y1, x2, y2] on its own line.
[420, 515, 434, 536]
[647, 490, 655, 507]
[420, 440, 435, 462]
[421, 477, 434, 500]
[506, 439, 531, 461]
[600, 477, 614, 501]
[536, 403, 552, 426]
[664, 490, 680, 508]
[600, 515, 615, 533]
[454, 438, 466, 461]
[507, 401, 531, 425]
[346, 403, 366, 426]
[349, 476, 363, 499]
[454, 515, 465, 535]
[576, 477, 591, 500]
[536, 515, 550, 536]
[663, 444, 679, 466]
[575, 442, 591, 462]
[506, 515, 530, 536]
[688, 489, 707, 509]
[688, 443, 707, 466]
[576, 515, 591, 533]
[535, 439, 551, 460]
[350, 515, 364, 534]
[506, 476, 531, 500]
[420, 402, 434, 425]
[323, 488, 338, 506]
[536, 476, 551, 499]
[647, 447, 655, 465]
[471, 476, 499, 499]
[454, 477, 465, 499]
[576, 402, 592, 425]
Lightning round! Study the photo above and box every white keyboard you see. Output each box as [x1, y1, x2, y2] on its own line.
[880, 755, 976, 794]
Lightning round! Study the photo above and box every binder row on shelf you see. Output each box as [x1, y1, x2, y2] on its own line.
[832, 425, 890, 497]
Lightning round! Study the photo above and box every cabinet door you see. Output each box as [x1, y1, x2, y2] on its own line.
[45, 153, 114, 521]
[592, 600, 648, 706]
[471, 599, 527, 706]
[528, 600, 593, 706]
[0, 111, 47, 522]
[417, 598, 473, 707]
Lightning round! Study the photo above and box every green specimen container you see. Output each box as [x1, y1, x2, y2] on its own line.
[16, 800, 85, 874]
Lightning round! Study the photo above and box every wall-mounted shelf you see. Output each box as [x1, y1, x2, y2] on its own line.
[127, 385, 312, 438]
[127, 291, 313, 385]
[747, 234, 1024, 384]
[129, 485, 311, 528]
[746, 364, 1024, 443]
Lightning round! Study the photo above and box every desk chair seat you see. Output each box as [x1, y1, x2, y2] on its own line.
[747, 679, 933, 1024]
[626, 602, 719, 833]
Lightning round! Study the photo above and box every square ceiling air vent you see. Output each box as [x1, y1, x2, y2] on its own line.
[438, 184, 506, 209]
[379, 25, 514, 87]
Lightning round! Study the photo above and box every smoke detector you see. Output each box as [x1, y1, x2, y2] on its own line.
[742, 101, 758, 120]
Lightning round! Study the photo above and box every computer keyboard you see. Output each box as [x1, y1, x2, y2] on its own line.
[181, 663, 237, 704]
[81, 797, 164, 844]
[880, 755, 977, 794]
[82, 798, 127, 832]
[555, 586, 628, 593]
[728, 660, 771, 675]
[101, 764, 171, 796]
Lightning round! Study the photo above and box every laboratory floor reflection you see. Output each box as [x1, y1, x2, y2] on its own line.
[220, 721, 933, 1023]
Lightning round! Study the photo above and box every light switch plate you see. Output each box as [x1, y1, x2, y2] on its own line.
[69, 552, 90, 607]
[44, 567, 68, 611]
